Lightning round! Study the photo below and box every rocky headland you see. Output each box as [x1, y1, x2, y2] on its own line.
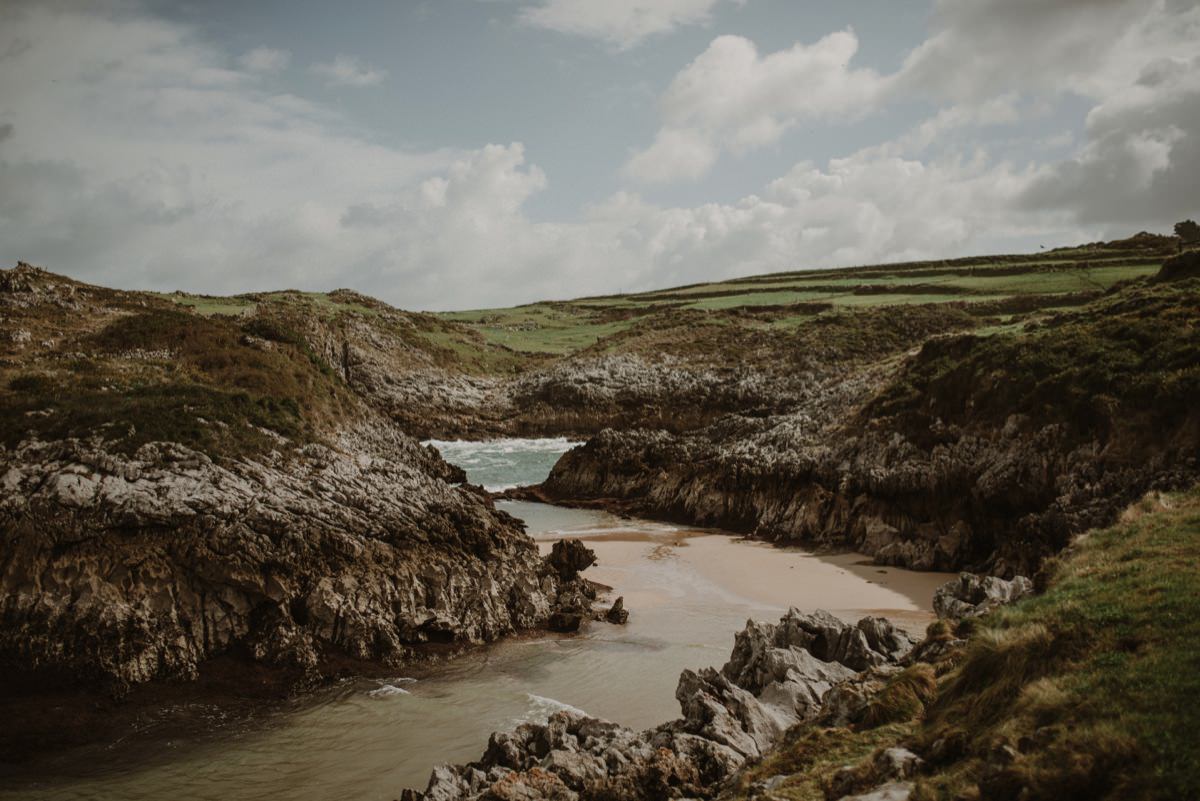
[1, 235, 1196, 795]
[402, 574, 1036, 801]
[0, 264, 605, 758]
[529, 273, 1200, 578]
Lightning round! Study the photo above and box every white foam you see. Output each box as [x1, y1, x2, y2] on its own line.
[424, 437, 581, 454]
[511, 693, 587, 726]
[366, 677, 417, 698]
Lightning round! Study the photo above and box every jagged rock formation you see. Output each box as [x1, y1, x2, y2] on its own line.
[405, 610, 914, 800]
[932, 573, 1033, 620]
[0, 264, 602, 697]
[534, 281, 1200, 577]
[0, 423, 585, 690]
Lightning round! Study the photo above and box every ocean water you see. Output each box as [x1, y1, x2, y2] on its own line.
[3, 439, 950, 801]
[424, 437, 578, 491]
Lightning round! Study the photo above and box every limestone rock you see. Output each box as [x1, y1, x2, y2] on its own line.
[546, 540, 597, 582]
[837, 781, 913, 801]
[604, 596, 629, 625]
[408, 608, 912, 800]
[933, 573, 1034, 619]
[0, 425, 560, 690]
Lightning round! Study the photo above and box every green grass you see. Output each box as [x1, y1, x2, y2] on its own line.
[870, 280, 1200, 447]
[153, 292, 257, 317]
[719, 487, 1200, 801]
[1, 308, 359, 457]
[724, 723, 919, 801]
[912, 487, 1200, 800]
[254, 290, 381, 318]
[439, 303, 639, 354]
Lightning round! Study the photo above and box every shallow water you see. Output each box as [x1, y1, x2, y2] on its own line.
[423, 437, 580, 491]
[3, 439, 951, 800]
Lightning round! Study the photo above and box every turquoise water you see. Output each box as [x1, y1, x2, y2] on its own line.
[424, 437, 578, 490]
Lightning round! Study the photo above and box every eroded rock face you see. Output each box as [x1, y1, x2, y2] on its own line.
[0, 423, 561, 690]
[546, 540, 597, 582]
[537, 376, 1197, 578]
[932, 573, 1033, 619]
[408, 609, 914, 800]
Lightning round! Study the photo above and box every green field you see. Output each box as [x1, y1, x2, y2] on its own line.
[435, 244, 1173, 358]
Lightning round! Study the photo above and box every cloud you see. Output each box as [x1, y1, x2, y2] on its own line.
[625, 31, 885, 182]
[310, 55, 386, 87]
[892, 0, 1200, 229]
[1, 0, 1195, 313]
[0, 4, 449, 299]
[1022, 54, 1200, 227]
[238, 46, 290, 73]
[596, 151, 1075, 292]
[896, 0, 1188, 101]
[622, 128, 717, 183]
[517, 0, 739, 50]
[628, 0, 1200, 230]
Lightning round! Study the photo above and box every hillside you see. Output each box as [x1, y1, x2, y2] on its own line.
[722, 487, 1200, 801]
[411, 486, 1200, 801]
[0, 264, 589, 760]
[0, 232, 1195, 765]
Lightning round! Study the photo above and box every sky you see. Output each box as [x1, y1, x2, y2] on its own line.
[1, 0, 1197, 310]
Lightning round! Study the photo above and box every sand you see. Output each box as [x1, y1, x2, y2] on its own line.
[535, 521, 951, 635]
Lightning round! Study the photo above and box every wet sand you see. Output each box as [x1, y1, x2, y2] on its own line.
[534, 523, 948, 636]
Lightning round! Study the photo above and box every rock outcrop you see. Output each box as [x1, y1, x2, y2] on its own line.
[405, 610, 914, 800]
[534, 282, 1200, 577]
[0, 424, 578, 691]
[932, 573, 1033, 620]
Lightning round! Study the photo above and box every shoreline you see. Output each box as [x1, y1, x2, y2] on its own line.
[2, 501, 952, 795]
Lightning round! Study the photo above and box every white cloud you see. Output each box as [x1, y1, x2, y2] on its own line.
[517, 0, 739, 50]
[310, 55, 386, 87]
[625, 31, 885, 183]
[238, 46, 290, 74]
[896, 0, 1196, 101]
[0, 4, 448, 298]
[622, 128, 717, 183]
[884, 94, 1023, 156]
[1022, 54, 1200, 227]
[1, 0, 1196, 313]
[892, 0, 1200, 229]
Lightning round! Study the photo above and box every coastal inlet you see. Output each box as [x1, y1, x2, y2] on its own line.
[5, 439, 951, 801]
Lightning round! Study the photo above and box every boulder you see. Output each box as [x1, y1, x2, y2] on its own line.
[604, 596, 629, 625]
[826, 747, 923, 800]
[547, 612, 583, 633]
[411, 609, 916, 800]
[837, 781, 914, 801]
[546, 540, 597, 582]
[933, 573, 1033, 619]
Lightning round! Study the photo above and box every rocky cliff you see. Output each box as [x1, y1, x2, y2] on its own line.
[405, 608, 921, 800]
[0, 265, 579, 704]
[0, 425, 561, 691]
[536, 277, 1200, 577]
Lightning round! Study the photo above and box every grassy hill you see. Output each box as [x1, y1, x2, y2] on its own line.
[435, 235, 1175, 357]
[1, 231, 1188, 454]
[723, 487, 1200, 801]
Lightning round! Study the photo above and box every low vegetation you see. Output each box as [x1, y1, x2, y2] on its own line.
[440, 238, 1173, 358]
[2, 233, 1190, 458]
[721, 487, 1200, 801]
[869, 279, 1200, 450]
[1, 306, 360, 457]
